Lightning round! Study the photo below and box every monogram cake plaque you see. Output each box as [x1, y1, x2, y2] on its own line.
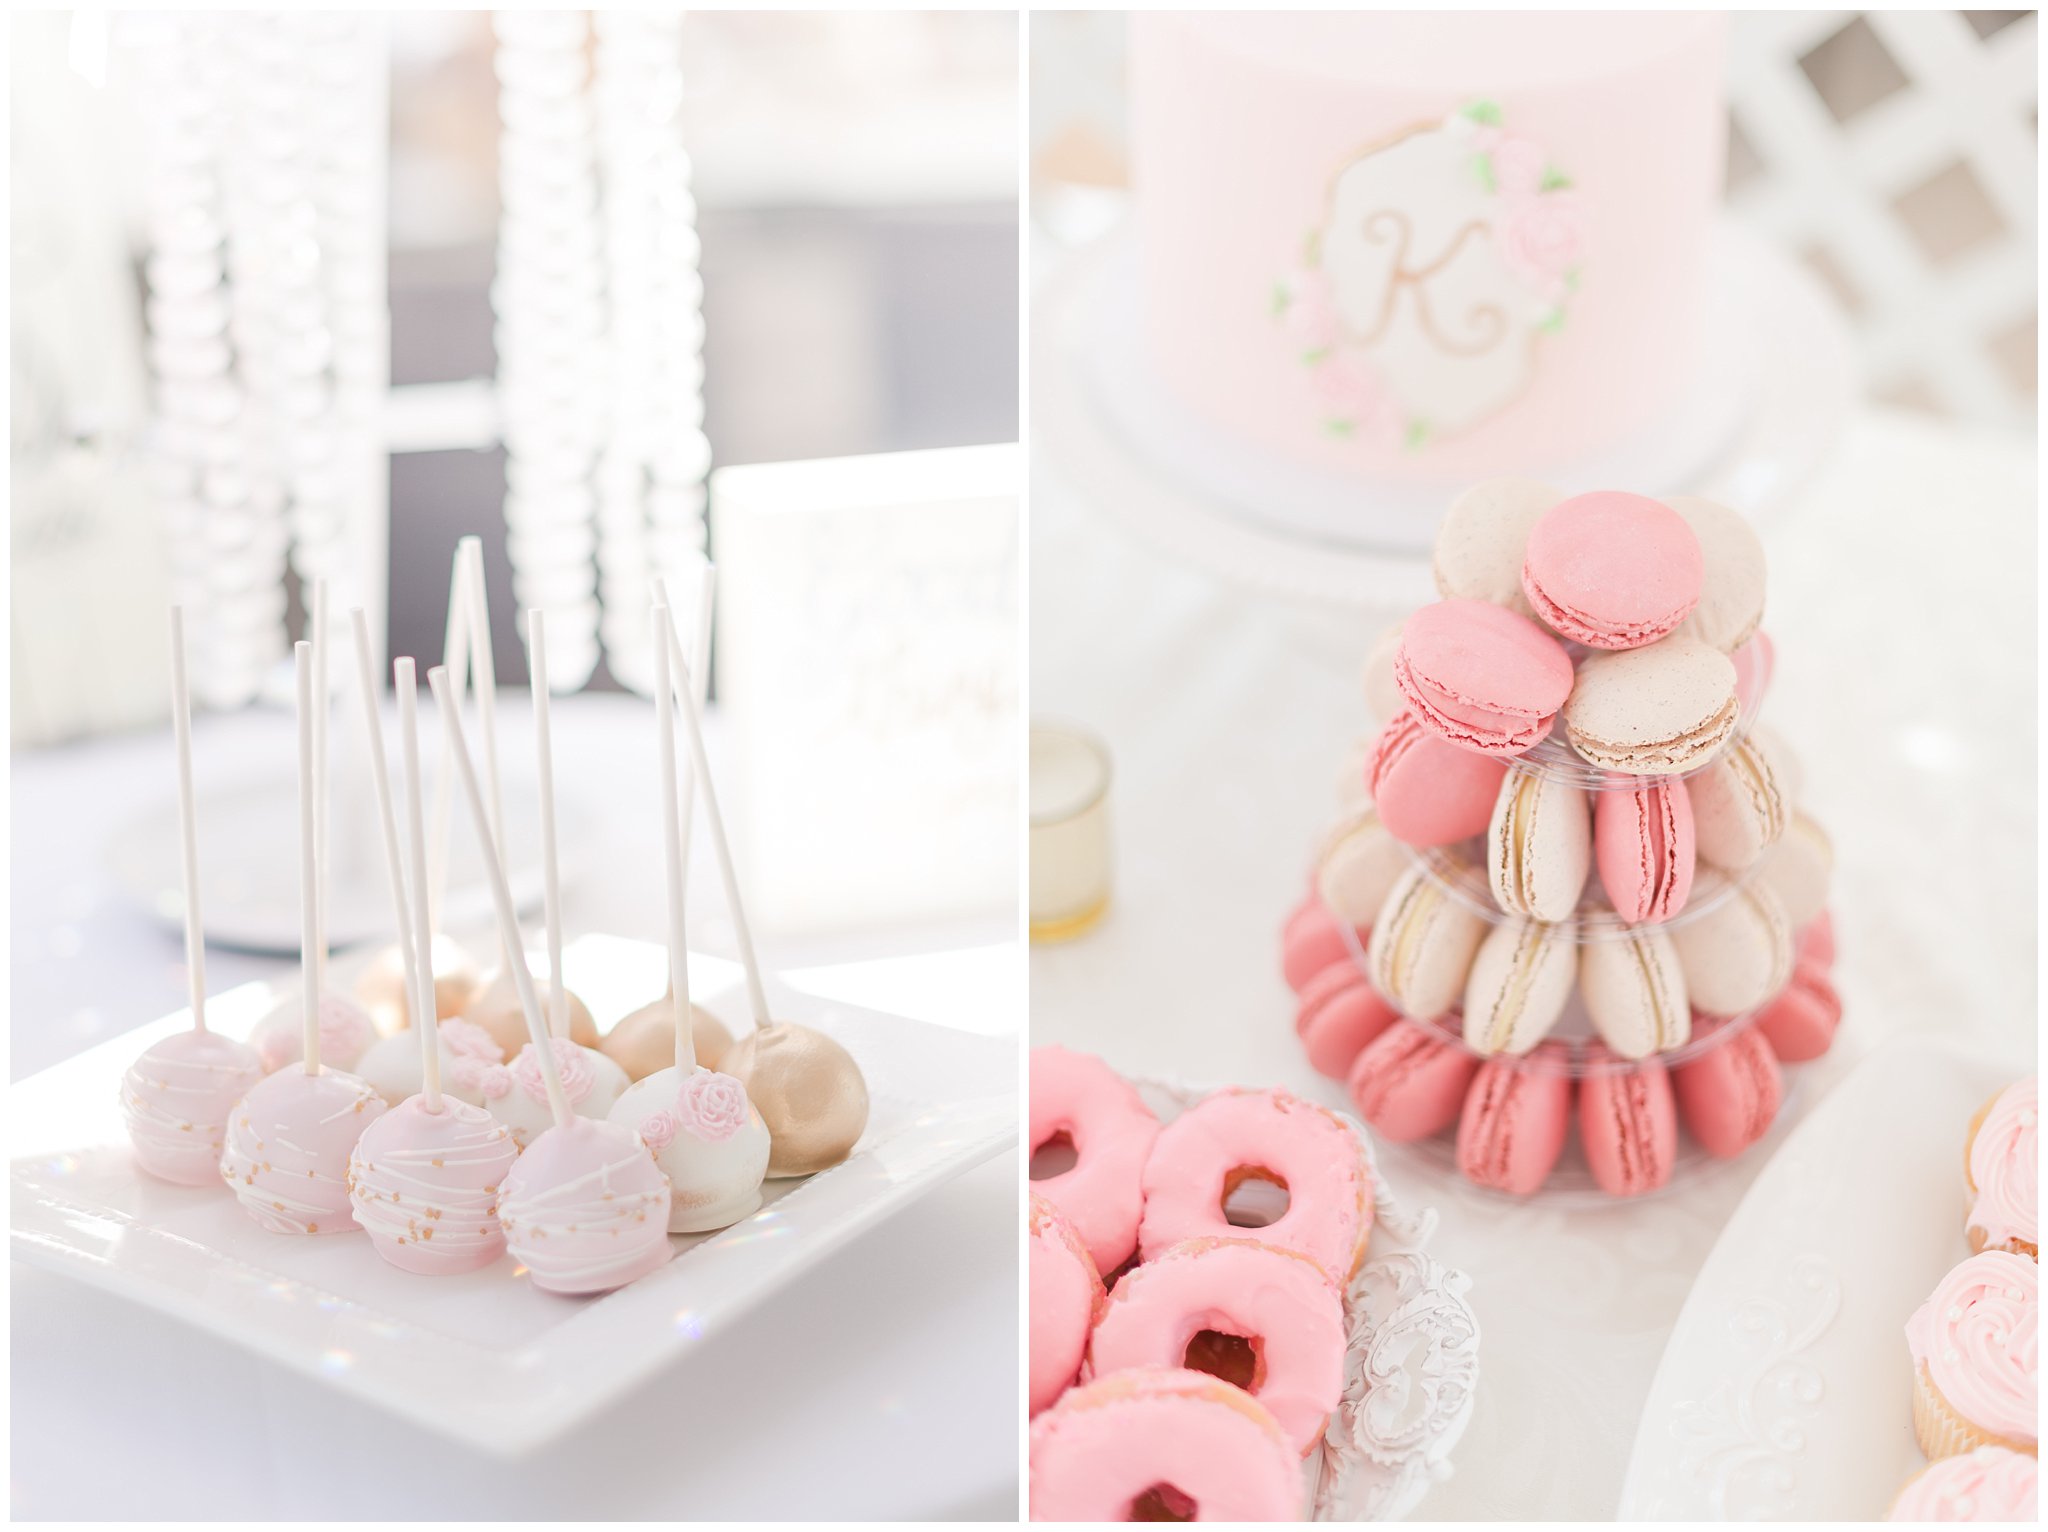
[1273, 102, 1585, 450]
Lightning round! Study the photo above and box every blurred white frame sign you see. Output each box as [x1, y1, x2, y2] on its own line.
[712, 444, 1020, 935]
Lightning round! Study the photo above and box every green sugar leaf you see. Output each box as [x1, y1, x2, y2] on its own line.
[1472, 155, 1496, 194]
[1540, 167, 1573, 192]
[1324, 418, 1356, 439]
[1461, 100, 1503, 127]
[1405, 420, 1432, 451]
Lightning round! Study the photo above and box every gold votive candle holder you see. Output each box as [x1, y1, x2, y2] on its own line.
[1030, 722, 1111, 942]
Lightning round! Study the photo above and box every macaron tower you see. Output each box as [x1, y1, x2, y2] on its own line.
[1282, 481, 1843, 1199]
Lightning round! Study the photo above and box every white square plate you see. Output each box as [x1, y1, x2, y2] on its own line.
[10, 934, 1017, 1456]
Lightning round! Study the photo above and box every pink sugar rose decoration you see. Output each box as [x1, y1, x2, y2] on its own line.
[478, 1063, 513, 1101]
[441, 1017, 502, 1063]
[674, 1069, 749, 1144]
[1282, 267, 1341, 351]
[638, 1111, 680, 1152]
[1310, 355, 1402, 445]
[510, 1038, 595, 1105]
[1497, 191, 1585, 304]
[1489, 134, 1547, 199]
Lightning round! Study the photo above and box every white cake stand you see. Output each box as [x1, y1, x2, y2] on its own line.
[1035, 217, 1857, 607]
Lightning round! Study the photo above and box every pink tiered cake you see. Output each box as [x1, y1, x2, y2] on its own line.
[1126, 13, 1729, 541]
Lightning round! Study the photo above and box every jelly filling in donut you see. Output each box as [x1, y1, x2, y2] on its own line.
[1128, 1483, 1198, 1521]
[1220, 1166, 1290, 1229]
[1030, 1131, 1079, 1180]
[1183, 1328, 1263, 1392]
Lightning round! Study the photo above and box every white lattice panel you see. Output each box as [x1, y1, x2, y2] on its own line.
[1727, 10, 2036, 424]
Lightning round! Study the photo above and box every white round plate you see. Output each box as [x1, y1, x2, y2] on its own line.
[1616, 1036, 2026, 1520]
[1035, 217, 1856, 605]
[106, 772, 564, 953]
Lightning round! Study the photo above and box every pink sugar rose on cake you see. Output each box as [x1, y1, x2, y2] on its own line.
[1497, 192, 1586, 306]
[637, 1110, 680, 1152]
[1309, 355, 1401, 443]
[1489, 133, 1548, 198]
[1282, 267, 1340, 350]
[675, 1069, 749, 1143]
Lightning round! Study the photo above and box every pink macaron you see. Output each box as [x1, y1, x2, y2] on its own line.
[1753, 960, 1841, 1064]
[1594, 778, 1697, 923]
[1346, 1017, 1480, 1143]
[1294, 964, 1400, 1081]
[1578, 1046, 1678, 1197]
[1797, 910, 1836, 970]
[1366, 707, 1510, 846]
[1280, 895, 1364, 995]
[1520, 491, 1704, 650]
[1673, 1022, 1784, 1159]
[1456, 1048, 1573, 1195]
[1392, 599, 1575, 757]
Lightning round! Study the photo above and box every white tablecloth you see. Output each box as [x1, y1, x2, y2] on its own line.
[1029, 406, 2036, 1520]
[9, 693, 1020, 1520]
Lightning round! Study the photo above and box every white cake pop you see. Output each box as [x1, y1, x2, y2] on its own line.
[355, 1016, 501, 1108]
[249, 994, 378, 1075]
[221, 641, 387, 1232]
[656, 582, 869, 1176]
[432, 662, 670, 1294]
[345, 654, 517, 1273]
[605, 608, 768, 1232]
[123, 609, 267, 1185]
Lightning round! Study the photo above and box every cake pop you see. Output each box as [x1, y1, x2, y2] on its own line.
[655, 579, 869, 1176]
[601, 578, 734, 1079]
[121, 607, 267, 1185]
[606, 608, 768, 1232]
[355, 546, 487, 1031]
[220, 641, 387, 1233]
[346, 656, 518, 1274]
[343, 608, 505, 1107]
[442, 539, 601, 1055]
[432, 663, 671, 1295]
[477, 611, 628, 1149]
[250, 582, 379, 1069]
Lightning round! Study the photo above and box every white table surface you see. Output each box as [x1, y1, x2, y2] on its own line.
[9, 692, 1022, 1521]
[1029, 404, 2036, 1521]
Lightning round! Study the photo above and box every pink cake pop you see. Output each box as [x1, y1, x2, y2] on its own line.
[356, 548, 488, 1032]
[479, 610, 628, 1150]
[346, 656, 518, 1273]
[606, 607, 768, 1232]
[121, 608, 266, 1185]
[250, 582, 379, 1071]
[654, 577, 869, 1177]
[431, 663, 671, 1295]
[220, 641, 387, 1233]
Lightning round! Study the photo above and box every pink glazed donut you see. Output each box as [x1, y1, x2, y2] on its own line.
[1088, 1237, 1345, 1456]
[1138, 1088, 1372, 1285]
[1029, 1367, 1304, 1521]
[1030, 1194, 1104, 1416]
[1030, 1047, 1162, 1275]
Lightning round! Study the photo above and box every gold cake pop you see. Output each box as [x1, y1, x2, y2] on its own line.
[354, 933, 484, 1036]
[655, 577, 869, 1176]
[601, 992, 733, 1079]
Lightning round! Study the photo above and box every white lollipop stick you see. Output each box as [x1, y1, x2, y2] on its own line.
[430, 665, 572, 1130]
[168, 607, 208, 1035]
[348, 608, 416, 1003]
[460, 537, 506, 866]
[652, 606, 695, 1073]
[655, 592, 770, 1031]
[428, 546, 471, 930]
[397, 659, 442, 1110]
[651, 568, 715, 884]
[528, 608, 568, 1041]
[311, 578, 330, 995]
[295, 641, 320, 1075]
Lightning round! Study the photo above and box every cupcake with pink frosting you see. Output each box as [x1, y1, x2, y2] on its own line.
[1887, 1445, 2037, 1522]
[1906, 1250, 2038, 1461]
[1965, 1078, 2037, 1260]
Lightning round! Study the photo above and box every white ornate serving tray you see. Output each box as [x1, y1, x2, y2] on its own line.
[1617, 1036, 2022, 1520]
[1133, 1078, 1481, 1522]
[10, 933, 1015, 1456]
